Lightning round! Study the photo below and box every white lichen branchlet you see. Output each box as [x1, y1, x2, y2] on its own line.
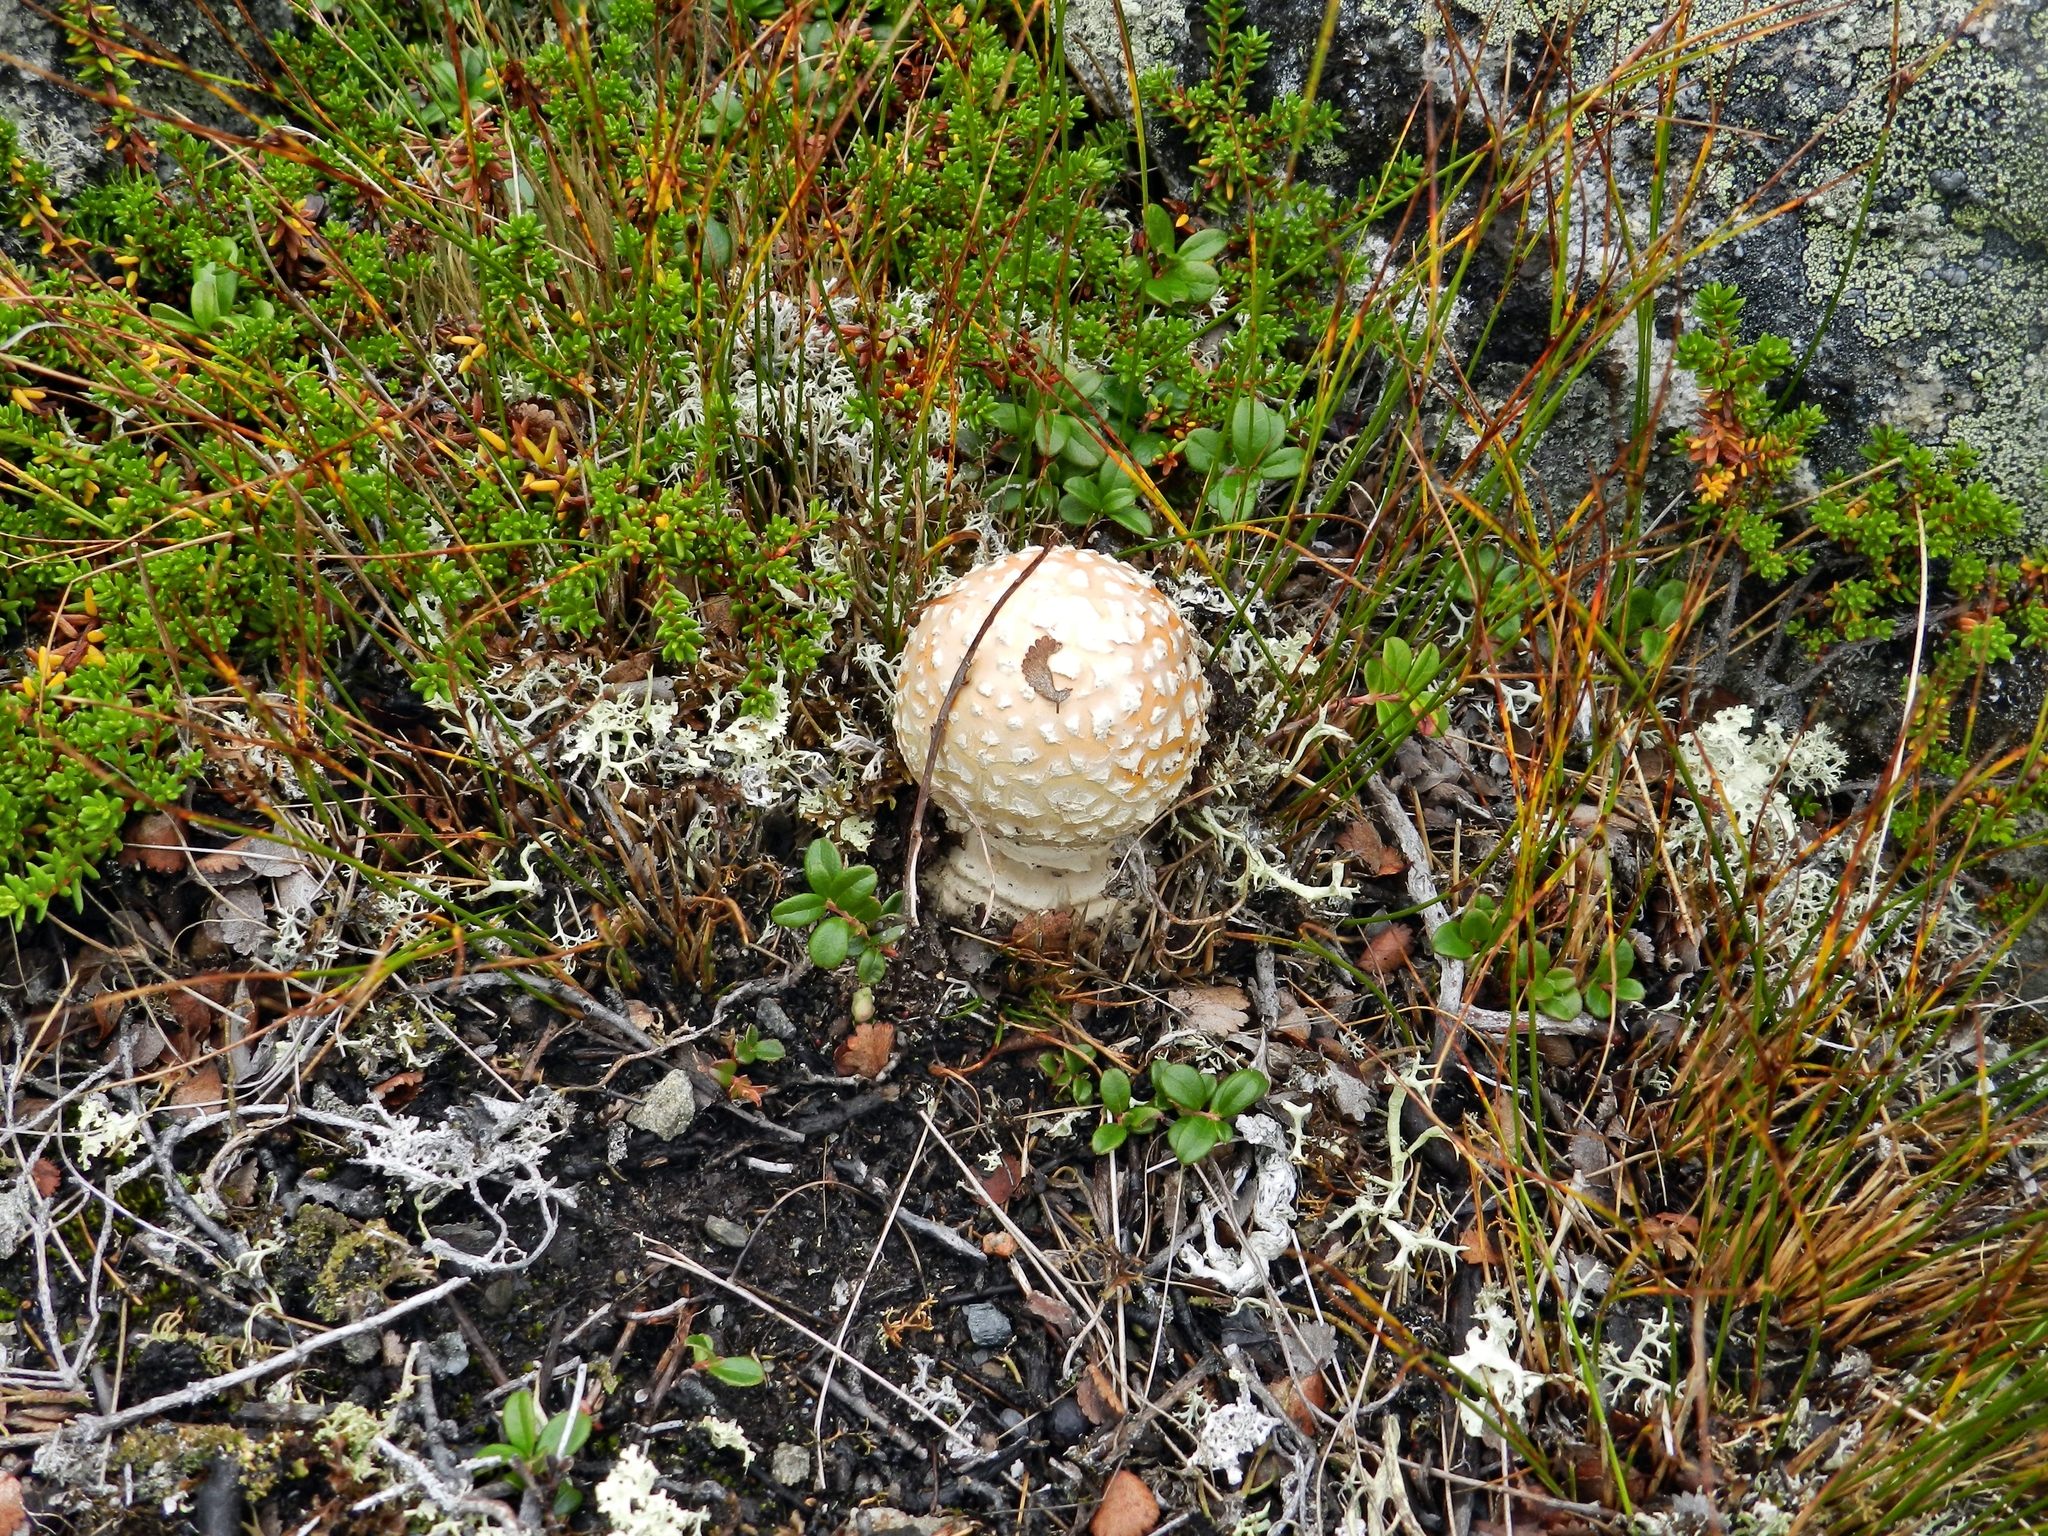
[595, 1446, 710, 1536]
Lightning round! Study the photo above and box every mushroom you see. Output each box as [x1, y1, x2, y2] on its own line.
[894, 546, 1211, 918]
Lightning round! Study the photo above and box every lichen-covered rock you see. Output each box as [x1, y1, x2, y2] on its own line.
[1076, 0, 2048, 520]
[1, 0, 294, 196]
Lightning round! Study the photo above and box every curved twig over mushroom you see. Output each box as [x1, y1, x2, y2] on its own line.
[894, 546, 1210, 920]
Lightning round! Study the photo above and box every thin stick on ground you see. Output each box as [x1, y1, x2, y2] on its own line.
[640, 1243, 976, 1444]
[811, 1119, 932, 1487]
[57, 1276, 470, 1444]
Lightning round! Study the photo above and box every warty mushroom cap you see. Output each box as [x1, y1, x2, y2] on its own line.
[893, 546, 1210, 853]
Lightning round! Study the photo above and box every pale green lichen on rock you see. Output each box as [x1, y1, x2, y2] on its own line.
[1061, 0, 1190, 113]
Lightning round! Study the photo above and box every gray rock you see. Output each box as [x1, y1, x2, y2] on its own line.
[481, 1274, 520, 1317]
[754, 997, 797, 1041]
[627, 1071, 698, 1141]
[703, 1214, 752, 1248]
[1318, 1068, 1375, 1124]
[770, 1441, 812, 1485]
[963, 1301, 1012, 1347]
[1072, 0, 2048, 523]
[421, 1329, 471, 1378]
[1, 0, 296, 198]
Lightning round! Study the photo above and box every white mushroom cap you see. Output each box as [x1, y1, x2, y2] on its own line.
[895, 546, 1210, 915]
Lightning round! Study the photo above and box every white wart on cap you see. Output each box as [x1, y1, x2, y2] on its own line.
[894, 546, 1210, 917]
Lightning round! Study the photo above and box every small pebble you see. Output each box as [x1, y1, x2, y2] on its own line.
[963, 1302, 1012, 1347]
[1048, 1397, 1087, 1445]
[771, 1442, 811, 1485]
[755, 998, 796, 1040]
[704, 1215, 752, 1249]
[627, 1070, 698, 1141]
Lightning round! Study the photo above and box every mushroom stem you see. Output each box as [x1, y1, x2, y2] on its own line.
[924, 835, 1121, 924]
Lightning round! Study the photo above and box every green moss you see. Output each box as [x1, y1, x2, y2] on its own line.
[289, 1204, 433, 1323]
[110, 1422, 283, 1502]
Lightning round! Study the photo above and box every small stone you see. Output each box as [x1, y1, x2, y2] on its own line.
[704, 1215, 752, 1249]
[771, 1442, 811, 1485]
[481, 1275, 519, 1317]
[342, 1332, 379, 1365]
[421, 1330, 471, 1378]
[1048, 1396, 1088, 1445]
[963, 1302, 1012, 1347]
[754, 998, 796, 1040]
[626, 1071, 697, 1141]
[1319, 1069, 1375, 1124]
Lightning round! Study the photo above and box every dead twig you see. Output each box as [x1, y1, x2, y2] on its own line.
[58, 1276, 469, 1443]
[640, 1242, 974, 1443]
[812, 1120, 931, 1486]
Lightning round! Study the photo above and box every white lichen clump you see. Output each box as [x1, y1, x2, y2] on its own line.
[1669, 706, 1847, 863]
[1447, 1285, 1548, 1441]
[595, 1446, 709, 1536]
[1666, 706, 1863, 973]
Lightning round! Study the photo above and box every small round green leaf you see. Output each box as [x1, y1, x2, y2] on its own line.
[809, 917, 851, 970]
[500, 1389, 540, 1452]
[1100, 1068, 1132, 1115]
[833, 866, 878, 904]
[772, 893, 826, 928]
[1091, 1121, 1129, 1155]
[541, 1407, 590, 1458]
[1210, 1069, 1270, 1121]
[1168, 1114, 1222, 1165]
[1153, 1061, 1209, 1112]
[804, 838, 842, 890]
[706, 1355, 766, 1387]
[1431, 925, 1475, 960]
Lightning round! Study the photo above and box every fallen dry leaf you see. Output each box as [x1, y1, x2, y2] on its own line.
[169, 1063, 224, 1118]
[602, 651, 654, 684]
[1268, 1370, 1328, 1435]
[1167, 985, 1250, 1036]
[119, 812, 186, 874]
[170, 973, 234, 1035]
[1077, 1361, 1125, 1425]
[1335, 818, 1406, 876]
[371, 1070, 425, 1107]
[1020, 634, 1071, 707]
[1091, 1470, 1160, 1536]
[1009, 909, 1073, 955]
[979, 1156, 1023, 1207]
[0, 1471, 26, 1536]
[1643, 1211, 1701, 1261]
[1459, 1223, 1504, 1267]
[31, 1159, 60, 1198]
[1359, 923, 1414, 977]
[1024, 1290, 1079, 1337]
[834, 1022, 895, 1079]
